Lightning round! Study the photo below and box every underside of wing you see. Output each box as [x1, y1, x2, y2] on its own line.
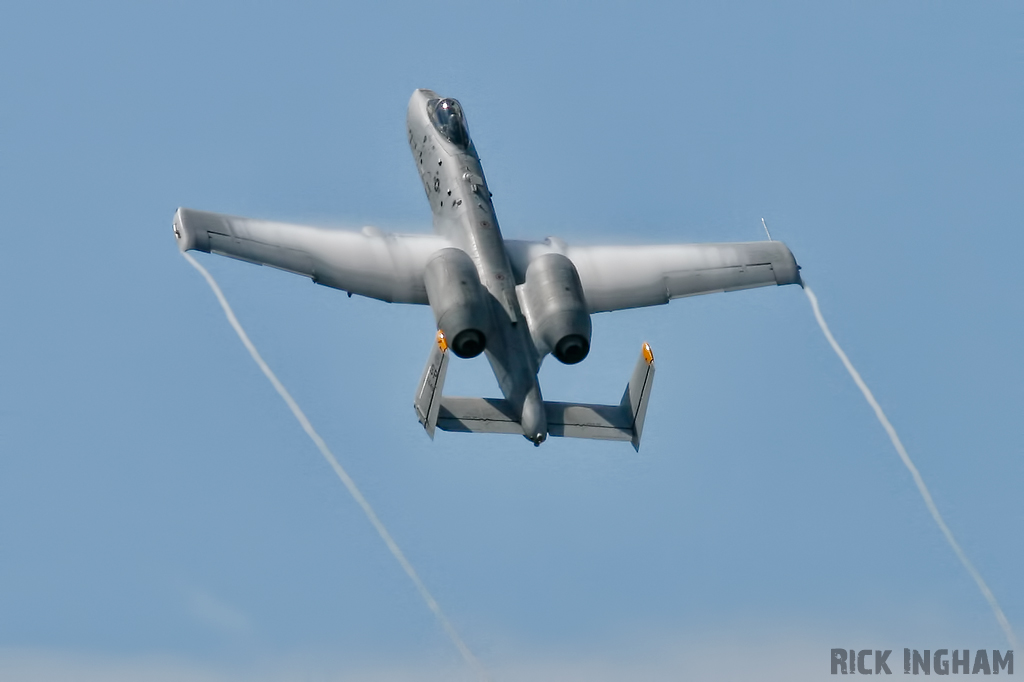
[173, 208, 450, 304]
[505, 239, 801, 313]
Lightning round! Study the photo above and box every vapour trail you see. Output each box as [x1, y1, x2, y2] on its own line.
[804, 284, 1019, 650]
[183, 252, 491, 682]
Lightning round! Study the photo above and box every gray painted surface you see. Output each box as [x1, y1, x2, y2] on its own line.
[173, 89, 801, 447]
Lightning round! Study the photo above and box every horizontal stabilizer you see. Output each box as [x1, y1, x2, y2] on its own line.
[545, 401, 633, 440]
[418, 343, 656, 450]
[437, 398, 638, 443]
[436, 397, 524, 435]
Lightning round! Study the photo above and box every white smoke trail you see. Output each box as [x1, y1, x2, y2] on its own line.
[183, 252, 491, 682]
[804, 284, 1019, 650]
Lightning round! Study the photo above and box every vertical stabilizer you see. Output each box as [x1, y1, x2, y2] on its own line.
[621, 342, 656, 450]
[414, 331, 451, 438]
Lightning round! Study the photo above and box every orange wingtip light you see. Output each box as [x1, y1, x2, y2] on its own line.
[437, 330, 449, 352]
[642, 342, 654, 364]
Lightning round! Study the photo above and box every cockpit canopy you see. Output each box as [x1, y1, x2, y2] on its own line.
[428, 98, 471, 149]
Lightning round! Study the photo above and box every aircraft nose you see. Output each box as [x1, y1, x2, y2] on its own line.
[520, 386, 548, 446]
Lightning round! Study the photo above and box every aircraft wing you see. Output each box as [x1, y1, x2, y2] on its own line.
[173, 208, 450, 304]
[506, 240, 801, 313]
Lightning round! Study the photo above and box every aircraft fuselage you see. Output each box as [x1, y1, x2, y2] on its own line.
[406, 89, 549, 444]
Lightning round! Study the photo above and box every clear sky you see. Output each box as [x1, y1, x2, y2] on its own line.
[1, 2, 1021, 680]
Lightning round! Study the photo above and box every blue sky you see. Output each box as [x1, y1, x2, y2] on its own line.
[1, 2, 1021, 679]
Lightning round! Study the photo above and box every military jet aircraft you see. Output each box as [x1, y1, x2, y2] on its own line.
[173, 89, 802, 449]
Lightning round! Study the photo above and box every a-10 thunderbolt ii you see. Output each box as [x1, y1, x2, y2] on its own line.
[173, 89, 802, 449]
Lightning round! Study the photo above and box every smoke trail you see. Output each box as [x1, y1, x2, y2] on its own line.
[804, 284, 1019, 650]
[183, 252, 491, 682]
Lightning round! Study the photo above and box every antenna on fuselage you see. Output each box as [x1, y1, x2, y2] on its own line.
[761, 217, 773, 241]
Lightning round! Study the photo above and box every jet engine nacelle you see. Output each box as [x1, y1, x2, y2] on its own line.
[424, 248, 491, 358]
[524, 253, 592, 364]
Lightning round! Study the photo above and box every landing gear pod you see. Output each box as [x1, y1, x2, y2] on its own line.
[424, 248, 491, 358]
[524, 253, 592, 364]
